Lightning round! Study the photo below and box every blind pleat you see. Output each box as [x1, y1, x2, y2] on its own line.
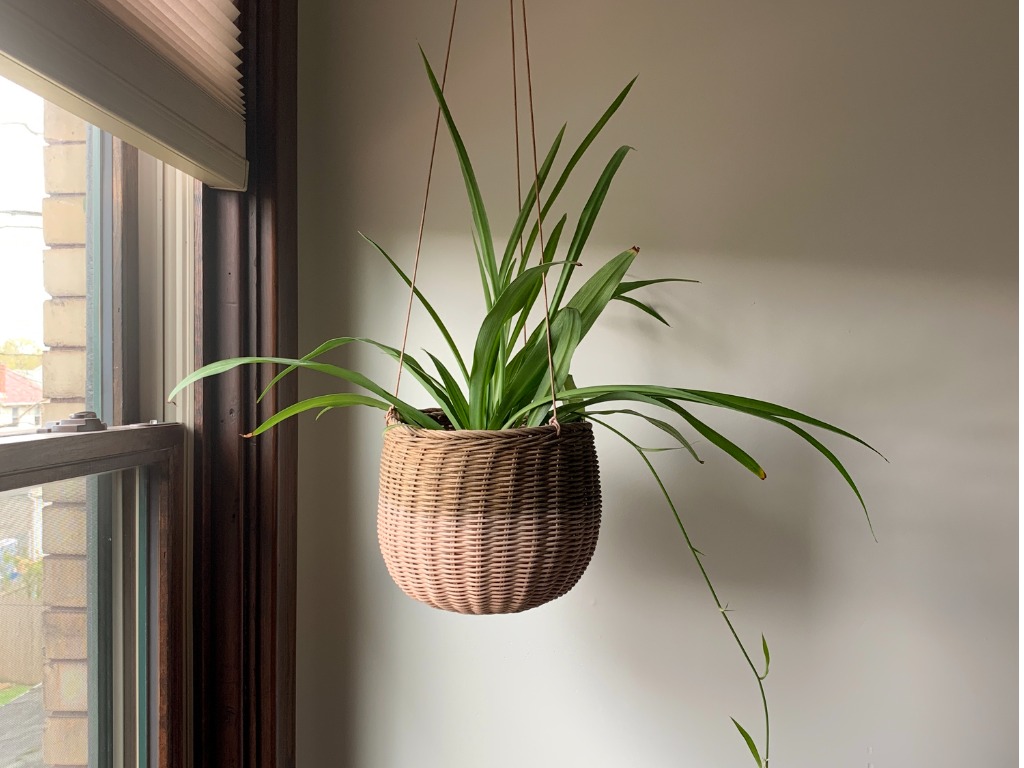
[91, 0, 244, 113]
[0, 0, 247, 190]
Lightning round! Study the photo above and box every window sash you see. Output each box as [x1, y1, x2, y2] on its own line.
[0, 424, 189, 768]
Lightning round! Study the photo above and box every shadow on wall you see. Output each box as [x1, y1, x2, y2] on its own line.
[297, 0, 1016, 765]
[324, 0, 1016, 283]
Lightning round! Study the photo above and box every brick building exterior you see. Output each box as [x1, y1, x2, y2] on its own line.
[40, 103, 89, 768]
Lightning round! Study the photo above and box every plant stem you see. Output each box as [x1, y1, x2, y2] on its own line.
[592, 418, 770, 767]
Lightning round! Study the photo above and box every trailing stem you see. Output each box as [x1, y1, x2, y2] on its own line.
[591, 418, 770, 768]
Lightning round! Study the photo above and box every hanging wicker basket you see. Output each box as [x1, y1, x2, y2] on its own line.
[377, 409, 602, 614]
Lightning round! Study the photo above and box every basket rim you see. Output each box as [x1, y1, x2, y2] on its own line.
[385, 407, 593, 439]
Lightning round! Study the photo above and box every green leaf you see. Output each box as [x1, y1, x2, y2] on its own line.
[525, 307, 583, 427]
[731, 718, 764, 768]
[469, 262, 563, 428]
[503, 383, 765, 478]
[564, 246, 639, 337]
[254, 337, 360, 403]
[470, 228, 495, 308]
[506, 214, 568, 350]
[614, 277, 699, 297]
[655, 398, 766, 479]
[496, 304, 573, 428]
[521, 77, 637, 261]
[761, 634, 771, 679]
[583, 407, 704, 464]
[426, 351, 469, 429]
[494, 240, 632, 386]
[168, 354, 439, 430]
[368, 344, 460, 428]
[512, 380, 876, 482]
[247, 335, 453, 426]
[546, 307, 582, 396]
[686, 390, 887, 461]
[421, 49, 497, 301]
[767, 415, 877, 541]
[613, 294, 670, 326]
[500, 124, 566, 283]
[551, 144, 634, 313]
[245, 394, 390, 437]
[359, 232, 469, 380]
[501, 383, 730, 427]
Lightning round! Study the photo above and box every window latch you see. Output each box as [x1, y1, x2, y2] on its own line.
[37, 410, 108, 433]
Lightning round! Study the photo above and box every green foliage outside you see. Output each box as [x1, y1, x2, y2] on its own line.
[0, 339, 43, 371]
[0, 684, 31, 708]
[1, 554, 42, 600]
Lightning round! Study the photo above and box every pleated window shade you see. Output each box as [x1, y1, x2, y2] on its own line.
[0, 0, 247, 190]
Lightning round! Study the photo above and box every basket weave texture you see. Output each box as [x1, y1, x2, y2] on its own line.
[377, 410, 602, 614]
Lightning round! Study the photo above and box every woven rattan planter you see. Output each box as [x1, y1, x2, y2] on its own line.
[377, 410, 602, 614]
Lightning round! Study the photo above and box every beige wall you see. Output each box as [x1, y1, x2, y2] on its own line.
[296, 2, 1016, 766]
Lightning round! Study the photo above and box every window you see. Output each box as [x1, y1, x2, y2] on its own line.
[0, 73, 191, 767]
[0, 4, 298, 765]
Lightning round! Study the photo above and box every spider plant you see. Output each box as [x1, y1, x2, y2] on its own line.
[170, 51, 881, 768]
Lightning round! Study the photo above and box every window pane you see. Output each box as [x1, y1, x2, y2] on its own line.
[0, 77, 45, 432]
[0, 75, 92, 434]
[0, 470, 144, 768]
[2, 71, 199, 432]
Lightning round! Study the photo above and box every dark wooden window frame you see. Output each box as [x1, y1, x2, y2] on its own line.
[192, 0, 298, 766]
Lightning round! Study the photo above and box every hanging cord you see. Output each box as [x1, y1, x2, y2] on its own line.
[521, 0, 560, 431]
[509, 0, 528, 348]
[393, 0, 460, 402]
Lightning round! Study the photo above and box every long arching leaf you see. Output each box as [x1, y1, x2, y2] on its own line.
[500, 124, 566, 283]
[366, 344, 459, 428]
[496, 305, 573, 427]
[246, 394, 390, 437]
[426, 351, 469, 429]
[468, 262, 565, 427]
[253, 337, 438, 406]
[564, 246, 638, 336]
[503, 384, 766, 476]
[766, 415, 876, 540]
[685, 390, 886, 460]
[520, 77, 638, 261]
[657, 399, 766, 479]
[422, 49, 497, 301]
[524, 307, 582, 427]
[506, 214, 568, 349]
[583, 408, 704, 464]
[168, 355, 439, 429]
[550, 144, 634, 313]
[613, 294, 670, 326]
[359, 232, 468, 380]
[614, 277, 699, 296]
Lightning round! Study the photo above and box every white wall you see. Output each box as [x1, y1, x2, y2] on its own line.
[296, 2, 1017, 766]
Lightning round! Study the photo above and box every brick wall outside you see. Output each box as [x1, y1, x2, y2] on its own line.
[40, 103, 89, 768]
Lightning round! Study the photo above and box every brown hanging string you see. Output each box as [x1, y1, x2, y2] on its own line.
[509, 0, 527, 348]
[394, 0, 561, 431]
[393, 0, 459, 401]
[521, 0, 561, 430]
